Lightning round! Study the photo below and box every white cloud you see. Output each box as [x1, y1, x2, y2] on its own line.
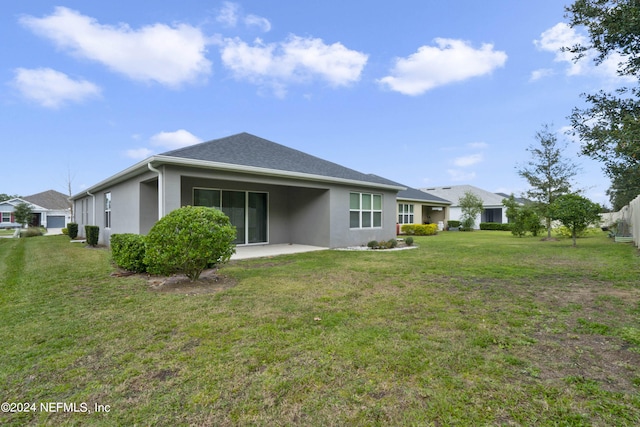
[125, 147, 154, 160]
[219, 35, 368, 94]
[534, 22, 634, 84]
[534, 23, 588, 76]
[453, 153, 483, 167]
[530, 68, 555, 82]
[20, 7, 211, 87]
[150, 129, 201, 150]
[378, 38, 507, 95]
[467, 141, 488, 149]
[447, 169, 476, 182]
[216, 2, 270, 32]
[216, 2, 239, 27]
[245, 14, 271, 32]
[13, 67, 101, 108]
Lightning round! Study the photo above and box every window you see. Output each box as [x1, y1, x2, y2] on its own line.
[1, 212, 11, 223]
[398, 203, 414, 224]
[482, 208, 502, 223]
[350, 192, 382, 228]
[104, 192, 112, 228]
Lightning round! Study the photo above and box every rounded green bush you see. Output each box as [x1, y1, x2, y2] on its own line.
[144, 206, 236, 281]
[111, 233, 147, 273]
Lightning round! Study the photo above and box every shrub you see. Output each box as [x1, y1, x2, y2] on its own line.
[61, 227, 69, 235]
[67, 222, 78, 239]
[20, 227, 43, 238]
[144, 206, 236, 281]
[447, 220, 461, 228]
[416, 224, 438, 235]
[367, 240, 379, 248]
[387, 238, 398, 248]
[111, 234, 147, 273]
[400, 224, 415, 235]
[480, 222, 512, 231]
[402, 224, 438, 235]
[554, 226, 601, 239]
[405, 236, 414, 246]
[85, 225, 99, 247]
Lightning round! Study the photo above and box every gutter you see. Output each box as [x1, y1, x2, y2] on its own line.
[147, 163, 163, 219]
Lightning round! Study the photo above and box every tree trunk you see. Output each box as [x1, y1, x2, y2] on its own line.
[546, 217, 552, 239]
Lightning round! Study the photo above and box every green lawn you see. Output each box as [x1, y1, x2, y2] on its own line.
[1, 232, 640, 426]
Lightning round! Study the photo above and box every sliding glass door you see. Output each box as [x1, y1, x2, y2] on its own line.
[194, 188, 268, 245]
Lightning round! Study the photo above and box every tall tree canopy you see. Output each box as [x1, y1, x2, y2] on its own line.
[565, 0, 640, 209]
[517, 124, 579, 238]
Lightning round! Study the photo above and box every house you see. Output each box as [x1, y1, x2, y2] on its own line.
[0, 190, 71, 229]
[419, 184, 508, 228]
[396, 187, 451, 230]
[70, 132, 406, 247]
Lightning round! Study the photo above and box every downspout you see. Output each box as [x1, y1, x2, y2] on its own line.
[86, 190, 96, 225]
[147, 163, 163, 219]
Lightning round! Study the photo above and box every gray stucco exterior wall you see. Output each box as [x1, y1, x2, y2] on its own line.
[74, 163, 400, 247]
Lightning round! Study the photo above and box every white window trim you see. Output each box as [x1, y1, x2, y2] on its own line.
[398, 203, 415, 224]
[104, 192, 112, 229]
[350, 192, 383, 229]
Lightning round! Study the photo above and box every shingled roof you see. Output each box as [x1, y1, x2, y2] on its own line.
[23, 190, 70, 210]
[161, 132, 403, 188]
[398, 187, 451, 204]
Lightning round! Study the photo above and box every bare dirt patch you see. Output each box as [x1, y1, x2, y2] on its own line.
[111, 268, 237, 295]
[147, 268, 238, 295]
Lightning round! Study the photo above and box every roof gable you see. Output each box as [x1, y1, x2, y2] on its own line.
[161, 133, 402, 188]
[23, 190, 70, 211]
[420, 185, 505, 206]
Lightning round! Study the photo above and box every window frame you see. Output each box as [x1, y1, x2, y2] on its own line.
[1, 212, 11, 223]
[398, 203, 414, 224]
[349, 192, 383, 229]
[104, 192, 112, 229]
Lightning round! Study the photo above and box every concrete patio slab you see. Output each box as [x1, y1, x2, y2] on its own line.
[231, 244, 328, 260]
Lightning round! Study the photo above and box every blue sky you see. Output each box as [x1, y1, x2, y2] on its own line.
[2, 1, 627, 206]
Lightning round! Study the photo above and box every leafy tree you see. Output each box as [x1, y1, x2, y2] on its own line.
[13, 202, 32, 227]
[144, 206, 236, 281]
[458, 191, 484, 230]
[0, 193, 20, 202]
[502, 195, 543, 237]
[548, 193, 602, 247]
[565, 0, 640, 208]
[517, 124, 579, 238]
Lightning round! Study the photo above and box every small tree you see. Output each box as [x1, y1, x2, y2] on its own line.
[144, 206, 236, 281]
[13, 202, 33, 228]
[518, 124, 579, 238]
[548, 194, 602, 247]
[459, 191, 484, 230]
[502, 195, 543, 237]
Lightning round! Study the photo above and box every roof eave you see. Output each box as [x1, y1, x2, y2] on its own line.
[71, 155, 405, 198]
[398, 197, 451, 205]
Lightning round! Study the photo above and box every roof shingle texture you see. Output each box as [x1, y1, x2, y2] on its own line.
[161, 133, 402, 187]
[23, 190, 70, 210]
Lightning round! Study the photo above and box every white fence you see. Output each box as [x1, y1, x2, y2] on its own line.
[600, 194, 640, 248]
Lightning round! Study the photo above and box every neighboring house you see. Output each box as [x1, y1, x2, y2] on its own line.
[397, 187, 451, 230]
[70, 132, 406, 247]
[0, 190, 71, 229]
[420, 184, 508, 228]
